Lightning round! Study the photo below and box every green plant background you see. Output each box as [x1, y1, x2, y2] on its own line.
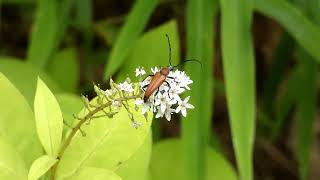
[0, 0, 319, 179]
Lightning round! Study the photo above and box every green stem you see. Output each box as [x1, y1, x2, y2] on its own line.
[51, 94, 141, 180]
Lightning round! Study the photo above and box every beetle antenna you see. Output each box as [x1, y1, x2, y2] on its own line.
[184, 59, 202, 68]
[165, 34, 172, 66]
[173, 59, 202, 69]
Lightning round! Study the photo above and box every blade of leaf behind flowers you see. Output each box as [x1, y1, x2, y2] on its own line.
[182, 0, 215, 180]
[220, 0, 255, 179]
[104, 0, 157, 78]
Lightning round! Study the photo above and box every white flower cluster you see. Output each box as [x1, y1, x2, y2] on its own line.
[135, 66, 194, 121]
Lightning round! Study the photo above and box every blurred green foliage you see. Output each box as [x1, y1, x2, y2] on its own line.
[0, 0, 319, 179]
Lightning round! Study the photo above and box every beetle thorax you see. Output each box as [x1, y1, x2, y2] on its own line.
[160, 67, 170, 76]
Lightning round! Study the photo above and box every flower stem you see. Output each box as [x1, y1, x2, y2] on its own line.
[51, 94, 141, 180]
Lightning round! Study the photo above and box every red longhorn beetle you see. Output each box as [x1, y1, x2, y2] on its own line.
[142, 34, 201, 102]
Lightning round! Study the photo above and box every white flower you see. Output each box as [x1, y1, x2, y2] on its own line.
[118, 81, 134, 93]
[155, 104, 175, 121]
[154, 92, 175, 113]
[174, 70, 193, 90]
[137, 66, 194, 121]
[151, 67, 159, 74]
[135, 67, 146, 77]
[176, 96, 194, 117]
[168, 83, 184, 102]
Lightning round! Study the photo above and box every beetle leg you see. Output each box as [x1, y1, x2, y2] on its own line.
[142, 84, 148, 92]
[164, 81, 172, 99]
[154, 87, 160, 105]
[142, 74, 154, 82]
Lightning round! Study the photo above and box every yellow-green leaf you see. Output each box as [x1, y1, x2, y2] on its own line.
[28, 155, 57, 180]
[0, 138, 28, 180]
[66, 167, 122, 180]
[34, 78, 63, 157]
[55, 98, 152, 179]
[0, 73, 41, 167]
[0, 57, 60, 106]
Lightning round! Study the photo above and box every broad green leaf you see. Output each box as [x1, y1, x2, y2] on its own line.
[116, 20, 180, 82]
[27, 0, 59, 68]
[0, 57, 60, 106]
[66, 167, 122, 180]
[0, 138, 28, 180]
[183, 0, 216, 180]
[220, 0, 255, 180]
[34, 78, 63, 157]
[150, 139, 237, 180]
[47, 48, 79, 92]
[104, 0, 157, 78]
[55, 99, 152, 179]
[0, 73, 41, 167]
[115, 132, 152, 180]
[254, 0, 320, 63]
[56, 94, 83, 136]
[28, 155, 58, 180]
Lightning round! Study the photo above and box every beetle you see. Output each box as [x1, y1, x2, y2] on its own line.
[142, 34, 200, 102]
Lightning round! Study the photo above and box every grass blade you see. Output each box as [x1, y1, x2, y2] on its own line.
[103, 0, 157, 79]
[296, 50, 317, 180]
[294, 1, 319, 179]
[27, 0, 74, 69]
[254, 0, 320, 63]
[27, 0, 59, 68]
[220, 0, 255, 179]
[182, 0, 215, 180]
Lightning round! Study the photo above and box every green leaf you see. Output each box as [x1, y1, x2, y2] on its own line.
[55, 98, 152, 179]
[0, 57, 61, 106]
[28, 155, 58, 180]
[47, 48, 79, 92]
[27, 0, 75, 69]
[34, 78, 63, 157]
[220, 0, 255, 180]
[0, 138, 28, 180]
[296, 50, 317, 180]
[66, 167, 122, 180]
[56, 94, 83, 136]
[183, 0, 216, 180]
[271, 67, 301, 139]
[150, 139, 237, 180]
[116, 20, 180, 82]
[0, 73, 42, 167]
[2, 0, 35, 4]
[115, 132, 152, 180]
[73, 0, 92, 30]
[254, 0, 320, 63]
[27, 0, 59, 68]
[104, 0, 158, 78]
[94, 20, 121, 46]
